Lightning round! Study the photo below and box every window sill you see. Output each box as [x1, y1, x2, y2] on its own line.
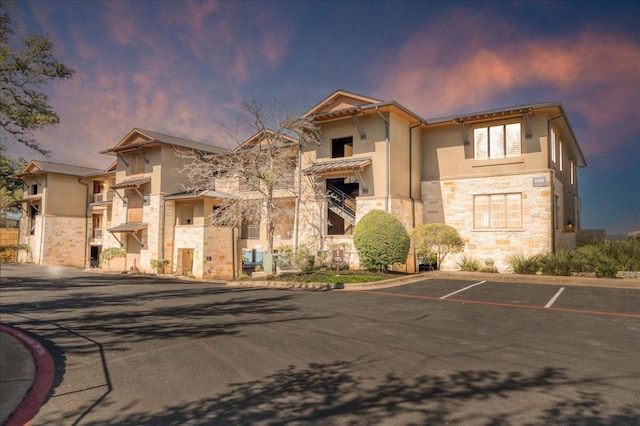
[472, 157, 524, 167]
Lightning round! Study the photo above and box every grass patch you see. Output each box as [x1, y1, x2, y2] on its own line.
[272, 269, 399, 284]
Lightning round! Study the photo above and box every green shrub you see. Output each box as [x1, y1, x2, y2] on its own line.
[411, 223, 464, 270]
[150, 258, 170, 274]
[276, 244, 316, 273]
[539, 249, 574, 276]
[457, 255, 480, 271]
[353, 210, 410, 272]
[607, 239, 640, 272]
[574, 240, 640, 277]
[507, 253, 540, 275]
[99, 247, 126, 270]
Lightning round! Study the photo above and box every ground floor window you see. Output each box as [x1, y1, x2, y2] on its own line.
[474, 193, 522, 229]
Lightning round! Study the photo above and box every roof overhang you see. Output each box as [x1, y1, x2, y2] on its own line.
[311, 101, 425, 125]
[107, 222, 147, 233]
[15, 194, 43, 203]
[164, 190, 239, 200]
[303, 157, 372, 175]
[110, 177, 151, 189]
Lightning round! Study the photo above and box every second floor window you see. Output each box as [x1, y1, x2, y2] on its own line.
[130, 153, 144, 175]
[474, 123, 521, 160]
[332, 137, 353, 158]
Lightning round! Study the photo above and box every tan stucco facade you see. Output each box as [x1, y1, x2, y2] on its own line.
[17, 92, 586, 277]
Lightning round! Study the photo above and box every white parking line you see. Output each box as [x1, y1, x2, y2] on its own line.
[439, 280, 487, 299]
[545, 287, 566, 308]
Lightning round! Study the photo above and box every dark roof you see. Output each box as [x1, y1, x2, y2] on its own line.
[164, 190, 238, 200]
[110, 177, 151, 189]
[303, 157, 372, 175]
[107, 222, 147, 233]
[17, 161, 103, 177]
[101, 128, 230, 155]
[427, 102, 562, 124]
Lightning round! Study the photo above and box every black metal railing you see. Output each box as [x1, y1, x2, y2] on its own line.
[326, 184, 356, 219]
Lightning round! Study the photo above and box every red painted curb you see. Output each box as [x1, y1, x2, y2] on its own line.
[0, 324, 54, 426]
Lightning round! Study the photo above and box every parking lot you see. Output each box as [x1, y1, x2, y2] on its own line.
[1, 264, 639, 425]
[356, 278, 640, 318]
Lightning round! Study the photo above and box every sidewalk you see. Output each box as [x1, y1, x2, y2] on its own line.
[0, 324, 54, 426]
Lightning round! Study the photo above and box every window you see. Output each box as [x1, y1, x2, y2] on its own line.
[474, 123, 521, 160]
[130, 153, 145, 175]
[241, 223, 260, 239]
[31, 184, 38, 195]
[570, 161, 575, 185]
[332, 137, 353, 158]
[474, 193, 522, 229]
[550, 129, 557, 163]
[559, 141, 563, 171]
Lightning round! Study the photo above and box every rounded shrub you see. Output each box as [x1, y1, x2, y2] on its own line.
[353, 210, 410, 272]
[411, 223, 464, 270]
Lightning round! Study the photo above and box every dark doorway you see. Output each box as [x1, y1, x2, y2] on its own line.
[90, 246, 101, 268]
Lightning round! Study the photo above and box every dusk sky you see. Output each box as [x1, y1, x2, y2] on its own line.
[6, 1, 639, 235]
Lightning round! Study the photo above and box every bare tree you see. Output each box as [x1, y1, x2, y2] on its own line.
[176, 99, 320, 254]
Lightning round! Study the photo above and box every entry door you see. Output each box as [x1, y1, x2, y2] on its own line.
[178, 248, 194, 275]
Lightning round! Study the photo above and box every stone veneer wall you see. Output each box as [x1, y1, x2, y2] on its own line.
[41, 216, 87, 268]
[203, 227, 234, 279]
[422, 172, 553, 272]
[173, 225, 204, 277]
[0, 228, 19, 262]
[172, 225, 235, 279]
[138, 194, 162, 273]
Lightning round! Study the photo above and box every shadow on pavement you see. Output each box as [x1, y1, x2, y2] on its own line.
[82, 360, 640, 425]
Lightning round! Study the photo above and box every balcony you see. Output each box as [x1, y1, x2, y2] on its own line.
[241, 224, 260, 240]
[91, 191, 114, 204]
[274, 224, 294, 239]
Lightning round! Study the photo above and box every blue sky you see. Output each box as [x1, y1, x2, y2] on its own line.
[6, 0, 640, 235]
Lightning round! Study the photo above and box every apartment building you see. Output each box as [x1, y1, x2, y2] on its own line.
[299, 90, 585, 271]
[15, 161, 103, 267]
[16, 90, 586, 276]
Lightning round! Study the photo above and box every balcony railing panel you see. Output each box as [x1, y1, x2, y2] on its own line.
[92, 191, 114, 203]
[93, 228, 103, 239]
[274, 224, 294, 239]
[241, 224, 260, 240]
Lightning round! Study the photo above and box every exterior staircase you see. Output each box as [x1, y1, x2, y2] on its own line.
[326, 184, 356, 226]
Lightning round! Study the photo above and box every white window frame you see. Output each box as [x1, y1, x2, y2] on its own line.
[474, 123, 522, 160]
[570, 160, 575, 185]
[550, 128, 557, 163]
[559, 141, 563, 171]
[474, 193, 522, 229]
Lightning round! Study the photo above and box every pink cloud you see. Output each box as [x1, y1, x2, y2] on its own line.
[163, 1, 291, 84]
[371, 17, 640, 160]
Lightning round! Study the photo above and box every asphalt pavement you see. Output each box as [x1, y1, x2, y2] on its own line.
[1, 264, 639, 425]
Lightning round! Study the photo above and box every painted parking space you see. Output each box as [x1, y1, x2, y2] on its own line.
[362, 279, 640, 318]
[548, 286, 640, 316]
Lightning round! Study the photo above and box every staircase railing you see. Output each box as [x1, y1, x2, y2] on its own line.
[326, 184, 356, 219]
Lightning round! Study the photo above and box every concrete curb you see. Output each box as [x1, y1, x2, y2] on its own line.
[0, 324, 54, 426]
[226, 270, 640, 291]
